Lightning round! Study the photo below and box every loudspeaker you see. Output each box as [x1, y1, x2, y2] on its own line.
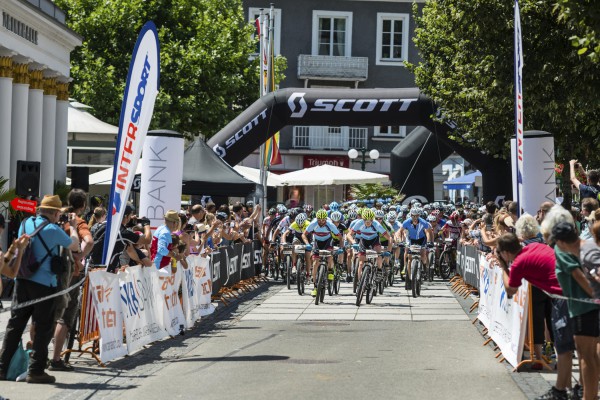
[70, 166, 89, 192]
[15, 161, 40, 197]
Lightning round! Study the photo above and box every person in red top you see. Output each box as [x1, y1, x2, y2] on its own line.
[495, 233, 575, 400]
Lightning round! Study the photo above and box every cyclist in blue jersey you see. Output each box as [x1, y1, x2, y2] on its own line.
[400, 207, 433, 289]
[346, 209, 392, 281]
[302, 209, 340, 297]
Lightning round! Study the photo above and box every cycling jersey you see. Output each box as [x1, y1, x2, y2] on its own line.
[443, 220, 462, 240]
[277, 216, 291, 233]
[351, 220, 387, 241]
[332, 222, 348, 244]
[288, 220, 309, 239]
[305, 219, 339, 242]
[348, 219, 364, 239]
[390, 221, 401, 232]
[378, 220, 393, 243]
[402, 218, 431, 240]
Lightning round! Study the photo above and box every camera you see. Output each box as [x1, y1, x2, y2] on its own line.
[59, 213, 69, 223]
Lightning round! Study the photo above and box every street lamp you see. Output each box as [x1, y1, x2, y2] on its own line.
[348, 148, 379, 171]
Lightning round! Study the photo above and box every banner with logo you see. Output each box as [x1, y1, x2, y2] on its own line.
[140, 132, 184, 230]
[88, 270, 127, 363]
[156, 266, 186, 336]
[456, 244, 480, 289]
[210, 250, 222, 296]
[119, 266, 167, 354]
[478, 255, 529, 368]
[253, 240, 263, 277]
[196, 257, 216, 317]
[103, 21, 160, 265]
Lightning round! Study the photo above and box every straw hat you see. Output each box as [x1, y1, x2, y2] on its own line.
[164, 210, 179, 223]
[195, 223, 208, 233]
[38, 195, 62, 211]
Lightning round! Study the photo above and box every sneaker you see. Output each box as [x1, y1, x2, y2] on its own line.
[26, 372, 56, 384]
[570, 384, 583, 400]
[311, 288, 317, 297]
[534, 386, 568, 400]
[49, 359, 74, 372]
[327, 273, 334, 281]
[346, 275, 352, 283]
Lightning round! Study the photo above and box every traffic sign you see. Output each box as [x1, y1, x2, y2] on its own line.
[10, 197, 37, 214]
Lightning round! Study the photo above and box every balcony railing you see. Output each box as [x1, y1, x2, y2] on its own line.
[293, 126, 368, 150]
[25, 0, 66, 24]
[297, 55, 368, 82]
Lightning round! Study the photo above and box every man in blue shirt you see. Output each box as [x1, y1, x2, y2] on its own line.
[400, 207, 433, 290]
[153, 210, 182, 269]
[302, 209, 339, 297]
[0, 195, 79, 384]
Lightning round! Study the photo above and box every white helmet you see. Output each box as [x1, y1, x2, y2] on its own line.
[387, 211, 397, 222]
[295, 213, 307, 225]
[410, 207, 422, 216]
[347, 209, 358, 219]
[374, 209, 385, 219]
[330, 211, 342, 222]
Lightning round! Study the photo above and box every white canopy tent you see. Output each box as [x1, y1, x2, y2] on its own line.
[278, 165, 389, 186]
[233, 165, 284, 187]
[68, 103, 119, 136]
[86, 163, 143, 186]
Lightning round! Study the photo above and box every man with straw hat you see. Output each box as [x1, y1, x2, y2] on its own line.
[0, 195, 80, 384]
[151, 210, 183, 269]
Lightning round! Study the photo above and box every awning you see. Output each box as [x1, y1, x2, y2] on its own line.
[443, 171, 482, 190]
[233, 165, 284, 187]
[278, 164, 389, 186]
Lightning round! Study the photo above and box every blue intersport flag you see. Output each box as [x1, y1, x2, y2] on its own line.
[102, 21, 160, 266]
[514, 0, 524, 215]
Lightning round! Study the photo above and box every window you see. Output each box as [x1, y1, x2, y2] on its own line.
[68, 147, 115, 167]
[374, 126, 407, 138]
[249, 7, 282, 56]
[376, 13, 409, 66]
[312, 11, 353, 57]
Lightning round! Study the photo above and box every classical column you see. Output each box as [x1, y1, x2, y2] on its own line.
[10, 63, 30, 185]
[41, 78, 57, 196]
[0, 57, 13, 186]
[54, 83, 69, 185]
[27, 70, 44, 163]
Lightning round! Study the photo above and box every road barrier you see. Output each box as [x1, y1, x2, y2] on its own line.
[75, 240, 264, 364]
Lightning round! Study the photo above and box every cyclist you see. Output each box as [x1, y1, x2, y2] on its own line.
[329, 211, 348, 280]
[387, 211, 402, 269]
[346, 209, 392, 282]
[328, 201, 340, 217]
[303, 204, 314, 220]
[302, 209, 339, 297]
[262, 207, 277, 267]
[375, 210, 394, 268]
[400, 207, 433, 290]
[281, 213, 310, 272]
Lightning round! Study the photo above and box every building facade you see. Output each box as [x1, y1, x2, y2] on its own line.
[0, 0, 81, 196]
[240, 0, 465, 205]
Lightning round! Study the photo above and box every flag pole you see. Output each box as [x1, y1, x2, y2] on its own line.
[514, 0, 524, 217]
[260, 4, 275, 212]
[257, 9, 267, 211]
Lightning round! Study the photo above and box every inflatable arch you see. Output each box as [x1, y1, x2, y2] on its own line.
[207, 88, 511, 202]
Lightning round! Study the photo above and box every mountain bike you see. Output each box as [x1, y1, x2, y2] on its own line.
[427, 242, 438, 282]
[329, 247, 344, 296]
[315, 250, 332, 305]
[387, 243, 398, 287]
[408, 244, 424, 298]
[439, 238, 457, 280]
[281, 244, 294, 290]
[295, 244, 307, 295]
[266, 241, 279, 280]
[356, 250, 379, 307]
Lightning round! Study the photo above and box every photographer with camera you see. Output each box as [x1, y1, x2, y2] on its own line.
[570, 159, 600, 201]
[0, 195, 79, 384]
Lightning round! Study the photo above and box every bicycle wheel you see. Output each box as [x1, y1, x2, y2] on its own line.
[416, 262, 422, 297]
[378, 273, 384, 295]
[297, 258, 305, 295]
[411, 259, 419, 298]
[356, 266, 369, 306]
[285, 256, 292, 290]
[365, 268, 375, 304]
[427, 251, 434, 282]
[334, 271, 341, 294]
[327, 275, 333, 297]
[315, 263, 326, 305]
[352, 258, 359, 294]
[439, 251, 451, 280]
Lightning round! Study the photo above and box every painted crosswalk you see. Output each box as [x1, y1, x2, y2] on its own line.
[242, 279, 467, 321]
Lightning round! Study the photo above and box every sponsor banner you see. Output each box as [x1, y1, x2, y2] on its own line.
[223, 246, 241, 287]
[253, 240, 263, 277]
[140, 133, 184, 230]
[240, 242, 254, 280]
[88, 270, 127, 363]
[181, 258, 202, 327]
[156, 266, 186, 336]
[303, 155, 349, 169]
[119, 266, 167, 354]
[196, 257, 216, 316]
[478, 255, 529, 368]
[103, 21, 160, 265]
[461, 245, 480, 289]
[211, 250, 222, 296]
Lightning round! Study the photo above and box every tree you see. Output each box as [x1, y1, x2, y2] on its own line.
[408, 0, 600, 169]
[56, 0, 278, 138]
[349, 183, 405, 203]
[554, 0, 600, 63]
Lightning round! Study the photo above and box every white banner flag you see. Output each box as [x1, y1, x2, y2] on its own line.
[103, 21, 160, 265]
[88, 271, 127, 363]
[119, 266, 168, 354]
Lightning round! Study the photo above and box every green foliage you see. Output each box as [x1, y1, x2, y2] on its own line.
[56, 0, 285, 138]
[349, 183, 405, 203]
[408, 0, 600, 167]
[554, 0, 600, 63]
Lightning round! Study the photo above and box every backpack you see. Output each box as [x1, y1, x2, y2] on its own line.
[90, 221, 107, 265]
[16, 217, 51, 279]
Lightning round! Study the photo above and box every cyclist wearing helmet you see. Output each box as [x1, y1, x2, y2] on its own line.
[303, 204, 314, 219]
[346, 209, 392, 282]
[261, 207, 277, 267]
[442, 211, 462, 242]
[375, 209, 394, 270]
[329, 211, 348, 277]
[427, 213, 443, 238]
[302, 209, 340, 297]
[282, 213, 311, 271]
[400, 207, 433, 290]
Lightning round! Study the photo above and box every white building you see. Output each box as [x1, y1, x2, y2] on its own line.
[0, 0, 82, 196]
